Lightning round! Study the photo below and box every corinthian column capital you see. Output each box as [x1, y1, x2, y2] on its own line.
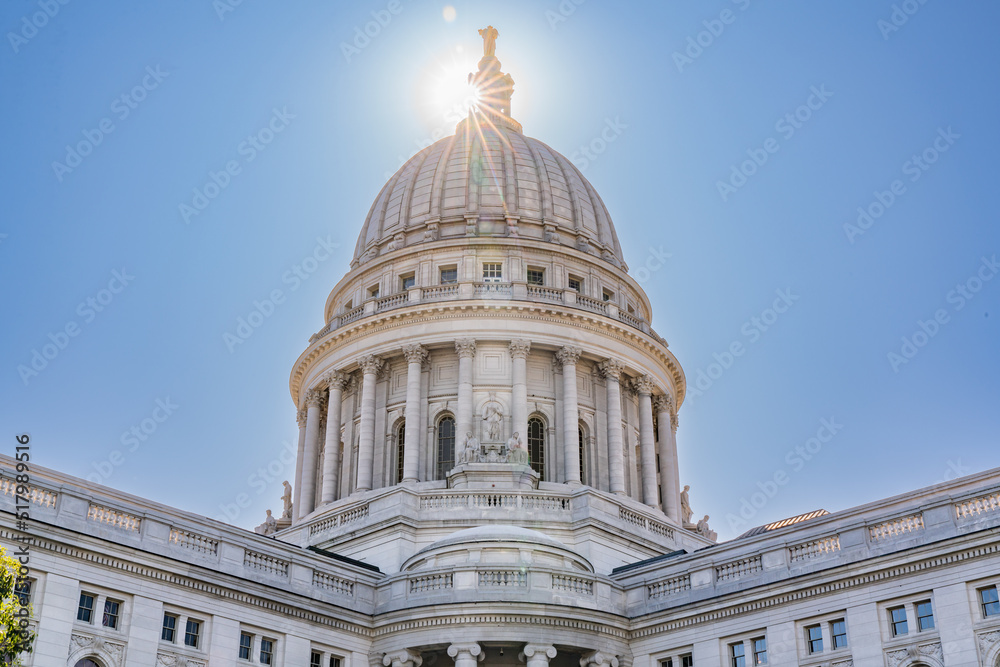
[555, 345, 582, 366]
[296, 409, 307, 428]
[359, 354, 384, 375]
[598, 358, 626, 380]
[509, 339, 531, 359]
[651, 393, 673, 415]
[305, 388, 325, 408]
[402, 343, 429, 364]
[323, 369, 350, 391]
[455, 338, 477, 359]
[631, 375, 655, 396]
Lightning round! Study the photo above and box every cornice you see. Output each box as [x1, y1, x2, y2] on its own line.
[290, 303, 685, 408]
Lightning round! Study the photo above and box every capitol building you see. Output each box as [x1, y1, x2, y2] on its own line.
[5, 29, 1000, 667]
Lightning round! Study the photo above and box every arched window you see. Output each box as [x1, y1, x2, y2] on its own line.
[395, 421, 405, 484]
[578, 426, 586, 483]
[436, 415, 456, 479]
[527, 417, 545, 477]
[75, 660, 103, 667]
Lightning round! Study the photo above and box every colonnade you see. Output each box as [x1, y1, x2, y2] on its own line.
[292, 339, 681, 524]
[379, 644, 619, 667]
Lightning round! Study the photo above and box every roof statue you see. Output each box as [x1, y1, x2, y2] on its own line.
[479, 25, 498, 57]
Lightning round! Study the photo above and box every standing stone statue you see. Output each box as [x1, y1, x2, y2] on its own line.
[254, 509, 277, 536]
[680, 484, 693, 526]
[281, 480, 293, 519]
[481, 395, 503, 440]
[479, 25, 498, 57]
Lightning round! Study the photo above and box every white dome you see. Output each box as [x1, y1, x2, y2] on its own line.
[352, 120, 626, 267]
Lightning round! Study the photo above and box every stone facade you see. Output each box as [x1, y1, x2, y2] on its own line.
[8, 33, 1000, 667]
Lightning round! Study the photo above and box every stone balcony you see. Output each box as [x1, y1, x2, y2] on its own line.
[310, 281, 670, 346]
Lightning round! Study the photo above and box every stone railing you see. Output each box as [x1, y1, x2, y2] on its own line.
[313, 570, 355, 596]
[376, 292, 409, 313]
[421, 284, 459, 300]
[716, 555, 763, 582]
[868, 513, 924, 542]
[309, 503, 370, 535]
[619, 507, 675, 539]
[553, 574, 594, 595]
[244, 550, 289, 577]
[647, 574, 691, 600]
[527, 285, 562, 301]
[87, 504, 142, 532]
[341, 304, 365, 325]
[955, 491, 1000, 520]
[0, 479, 58, 509]
[419, 491, 571, 511]
[789, 535, 841, 562]
[474, 281, 512, 298]
[478, 570, 528, 587]
[409, 572, 453, 593]
[577, 294, 609, 315]
[618, 310, 643, 329]
[168, 528, 219, 556]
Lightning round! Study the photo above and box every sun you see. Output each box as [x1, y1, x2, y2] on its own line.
[419, 51, 482, 128]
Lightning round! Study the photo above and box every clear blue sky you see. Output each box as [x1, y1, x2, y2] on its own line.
[2, 1, 997, 541]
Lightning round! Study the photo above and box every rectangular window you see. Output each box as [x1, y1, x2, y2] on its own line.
[77, 593, 95, 623]
[602, 289, 614, 302]
[527, 269, 545, 285]
[730, 642, 745, 667]
[660, 660, 672, 667]
[916, 600, 935, 631]
[102, 599, 121, 629]
[260, 638, 274, 665]
[890, 606, 908, 636]
[752, 637, 767, 664]
[681, 657, 693, 667]
[312, 652, 323, 667]
[14, 579, 31, 606]
[401, 275, 415, 290]
[161, 613, 177, 642]
[806, 625, 823, 653]
[440, 267, 458, 284]
[184, 619, 201, 648]
[831, 619, 848, 649]
[981, 586, 1000, 617]
[568, 276, 582, 291]
[369, 285, 380, 299]
[330, 657, 342, 667]
[483, 263, 503, 282]
[239, 632, 253, 660]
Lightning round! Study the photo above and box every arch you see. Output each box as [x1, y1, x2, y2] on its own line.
[68, 653, 108, 667]
[527, 414, 546, 478]
[435, 414, 456, 480]
[73, 661, 103, 667]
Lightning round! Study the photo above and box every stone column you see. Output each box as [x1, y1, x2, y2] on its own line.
[599, 359, 627, 495]
[298, 388, 325, 518]
[321, 370, 349, 504]
[634, 375, 659, 508]
[355, 354, 383, 493]
[654, 394, 681, 522]
[556, 346, 582, 485]
[292, 407, 307, 521]
[402, 344, 428, 483]
[455, 339, 477, 440]
[509, 339, 531, 442]
[448, 643, 484, 667]
[580, 651, 619, 667]
[383, 649, 422, 667]
[520, 645, 557, 667]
